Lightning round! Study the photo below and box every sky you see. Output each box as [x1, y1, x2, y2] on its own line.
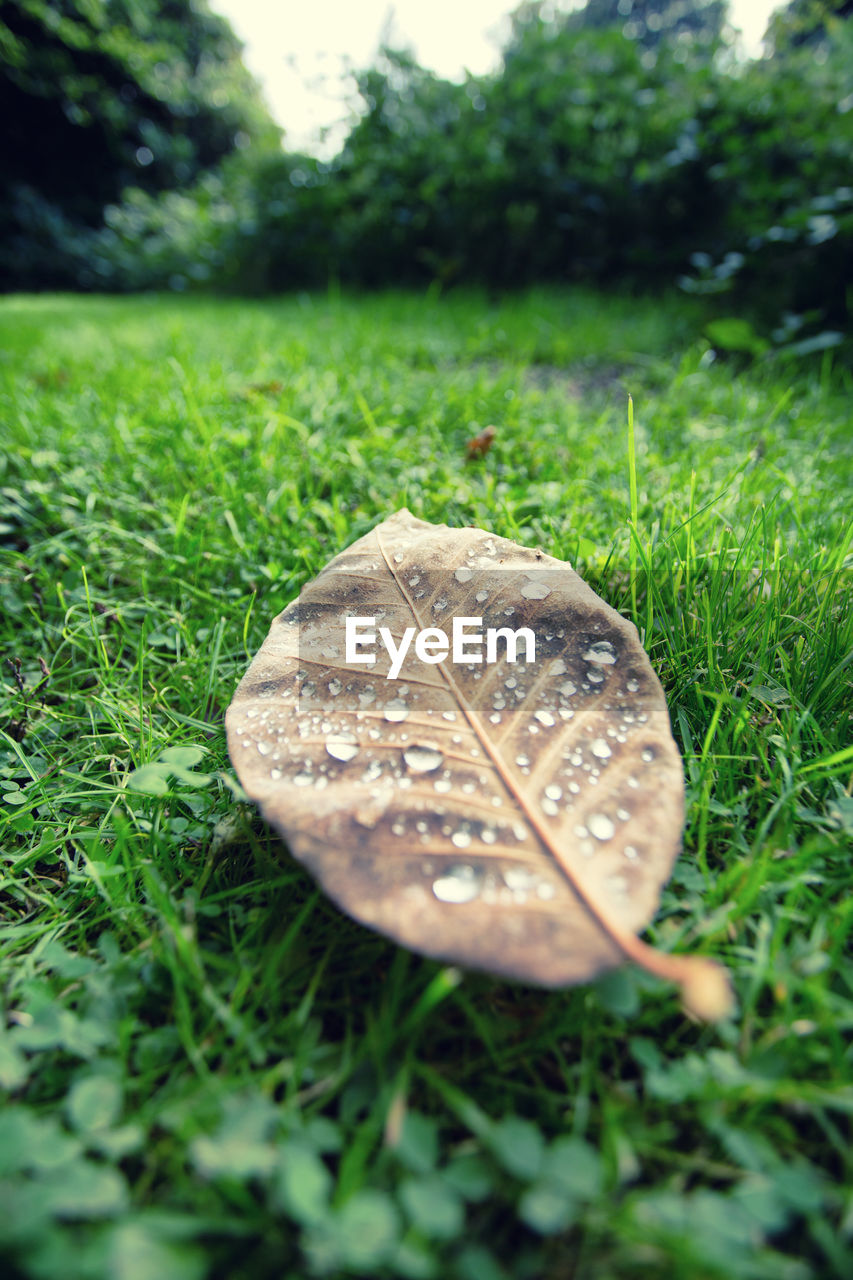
[210, 0, 782, 156]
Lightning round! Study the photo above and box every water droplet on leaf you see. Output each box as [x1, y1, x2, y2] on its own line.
[433, 865, 481, 904]
[404, 745, 444, 773]
[583, 640, 617, 665]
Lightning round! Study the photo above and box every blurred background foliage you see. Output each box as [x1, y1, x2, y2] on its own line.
[1, 0, 851, 341]
[0, 0, 278, 288]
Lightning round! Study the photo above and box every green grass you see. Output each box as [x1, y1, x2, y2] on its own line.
[1, 288, 851, 1280]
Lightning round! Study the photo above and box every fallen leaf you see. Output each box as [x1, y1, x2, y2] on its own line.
[238, 379, 284, 399]
[226, 510, 731, 1015]
[465, 425, 496, 460]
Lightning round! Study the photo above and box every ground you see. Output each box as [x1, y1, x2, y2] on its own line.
[1, 289, 851, 1279]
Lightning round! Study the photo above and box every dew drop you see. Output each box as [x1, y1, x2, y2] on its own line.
[404, 745, 444, 773]
[384, 699, 409, 723]
[624, 845, 639, 860]
[549, 658, 567, 676]
[257, 741, 273, 756]
[327, 678, 343, 696]
[451, 830, 472, 849]
[583, 640, 617, 665]
[270, 768, 282, 780]
[587, 670, 604, 685]
[536, 882, 556, 901]
[534, 709, 556, 727]
[559, 680, 577, 697]
[626, 677, 640, 692]
[433, 598, 448, 614]
[641, 747, 656, 763]
[433, 865, 481, 904]
[293, 773, 314, 787]
[588, 813, 615, 841]
[442, 710, 457, 722]
[391, 821, 406, 836]
[503, 866, 538, 891]
[408, 575, 420, 587]
[454, 567, 474, 583]
[475, 589, 489, 603]
[326, 736, 359, 763]
[617, 807, 631, 821]
[521, 581, 551, 600]
[541, 799, 559, 817]
[505, 677, 518, 690]
[481, 828, 497, 845]
[515, 754, 530, 768]
[434, 778, 452, 793]
[591, 738, 612, 760]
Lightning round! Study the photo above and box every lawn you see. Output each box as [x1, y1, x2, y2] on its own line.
[1, 288, 851, 1280]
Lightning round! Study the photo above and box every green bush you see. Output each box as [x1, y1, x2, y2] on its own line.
[219, 6, 852, 334]
[0, 0, 278, 290]
[676, 26, 853, 329]
[8, 0, 852, 337]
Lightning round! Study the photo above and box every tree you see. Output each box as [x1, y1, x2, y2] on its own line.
[765, 0, 853, 52]
[565, 0, 728, 49]
[0, 0, 279, 287]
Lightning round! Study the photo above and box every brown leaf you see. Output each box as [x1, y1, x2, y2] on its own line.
[465, 424, 496, 460]
[226, 510, 731, 1015]
[236, 379, 284, 400]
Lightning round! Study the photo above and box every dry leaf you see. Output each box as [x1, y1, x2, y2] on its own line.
[465, 425, 496, 460]
[226, 510, 731, 1015]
